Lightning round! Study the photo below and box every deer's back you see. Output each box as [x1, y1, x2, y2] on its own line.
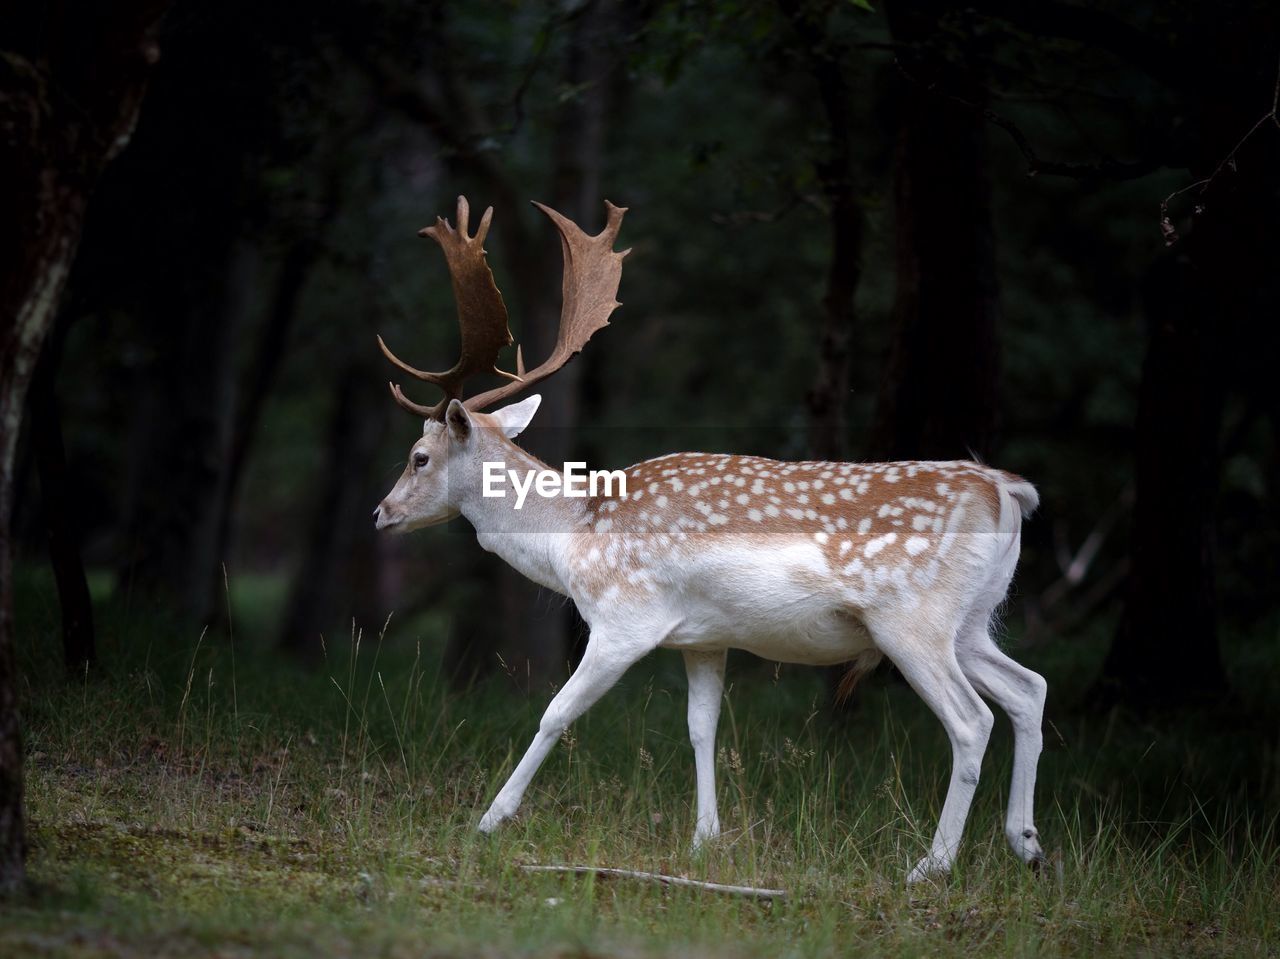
[565, 454, 1026, 658]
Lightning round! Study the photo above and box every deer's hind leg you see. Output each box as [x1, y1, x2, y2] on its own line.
[955, 619, 1047, 869]
[867, 611, 994, 883]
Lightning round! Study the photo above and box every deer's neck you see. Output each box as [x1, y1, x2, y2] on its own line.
[457, 443, 586, 596]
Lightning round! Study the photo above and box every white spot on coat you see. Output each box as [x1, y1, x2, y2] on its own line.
[864, 532, 897, 558]
[905, 536, 930, 556]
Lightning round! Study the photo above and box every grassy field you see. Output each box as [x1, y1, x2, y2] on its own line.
[2, 581, 1278, 957]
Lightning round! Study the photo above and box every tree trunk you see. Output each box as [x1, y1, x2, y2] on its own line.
[278, 363, 389, 658]
[869, 2, 1000, 462]
[1095, 110, 1277, 707]
[0, 0, 168, 894]
[1096, 254, 1227, 706]
[117, 242, 253, 624]
[806, 189, 863, 462]
[441, 535, 509, 684]
[204, 181, 339, 626]
[0, 195, 80, 899]
[777, 0, 865, 463]
[29, 332, 96, 675]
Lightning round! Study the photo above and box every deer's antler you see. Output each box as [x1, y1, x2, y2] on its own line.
[378, 196, 519, 419]
[379, 196, 627, 420]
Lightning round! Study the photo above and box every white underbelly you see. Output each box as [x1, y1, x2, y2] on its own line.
[656, 540, 876, 665]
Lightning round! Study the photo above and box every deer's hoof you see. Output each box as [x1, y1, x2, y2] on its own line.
[1008, 826, 1044, 866]
[906, 856, 952, 885]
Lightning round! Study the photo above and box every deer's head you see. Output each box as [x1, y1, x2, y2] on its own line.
[374, 395, 541, 532]
[372, 195, 627, 532]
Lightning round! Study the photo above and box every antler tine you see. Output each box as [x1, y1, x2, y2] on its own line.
[378, 195, 518, 418]
[376, 334, 449, 385]
[454, 194, 470, 236]
[463, 200, 627, 413]
[388, 381, 444, 420]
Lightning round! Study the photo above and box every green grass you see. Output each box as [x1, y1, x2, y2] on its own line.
[2, 586, 1278, 957]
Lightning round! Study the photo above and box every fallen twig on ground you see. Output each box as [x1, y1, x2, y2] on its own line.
[520, 864, 787, 899]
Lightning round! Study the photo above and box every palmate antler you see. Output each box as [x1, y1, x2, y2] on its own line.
[379, 195, 628, 420]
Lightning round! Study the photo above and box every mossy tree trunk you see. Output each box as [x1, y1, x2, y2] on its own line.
[0, 0, 168, 893]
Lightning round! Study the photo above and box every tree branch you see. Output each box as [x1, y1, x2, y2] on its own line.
[520, 864, 787, 899]
[979, 106, 1160, 182]
[1159, 53, 1280, 245]
[894, 60, 1160, 184]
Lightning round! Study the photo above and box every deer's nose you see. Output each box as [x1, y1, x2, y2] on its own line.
[372, 505, 382, 525]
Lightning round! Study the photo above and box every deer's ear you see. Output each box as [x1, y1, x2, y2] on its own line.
[490, 394, 542, 439]
[445, 399, 472, 440]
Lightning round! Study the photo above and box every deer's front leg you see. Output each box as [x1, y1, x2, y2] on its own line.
[478, 633, 644, 834]
[683, 649, 726, 848]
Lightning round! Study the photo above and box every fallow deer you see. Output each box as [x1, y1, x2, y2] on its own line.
[373, 197, 1047, 882]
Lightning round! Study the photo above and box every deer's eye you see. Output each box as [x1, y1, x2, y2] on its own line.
[413, 451, 429, 469]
